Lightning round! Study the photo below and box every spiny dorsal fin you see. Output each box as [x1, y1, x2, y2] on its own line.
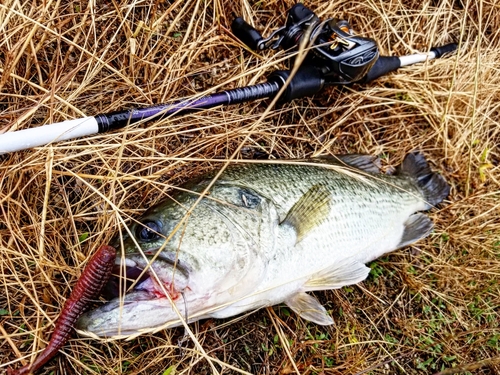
[397, 152, 450, 208]
[285, 292, 334, 326]
[281, 184, 331, 242]
[397, 213, 433, 249]
[315, 154, 382, 173]
[304, 259, 371, 291]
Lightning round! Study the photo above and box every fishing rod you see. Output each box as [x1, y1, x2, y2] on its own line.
[0, 4, 456, 155]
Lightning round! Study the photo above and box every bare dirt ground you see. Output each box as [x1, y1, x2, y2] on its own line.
[0, 0, 499, 374]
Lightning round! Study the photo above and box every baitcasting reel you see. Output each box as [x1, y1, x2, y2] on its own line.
[232, 4, 379, 84]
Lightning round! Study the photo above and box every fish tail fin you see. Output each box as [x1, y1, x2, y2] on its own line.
[398, 152, 450, 208]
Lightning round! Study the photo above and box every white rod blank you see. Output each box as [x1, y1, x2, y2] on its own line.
[399, 51, 437, 67]
[0, 117, 99, 155]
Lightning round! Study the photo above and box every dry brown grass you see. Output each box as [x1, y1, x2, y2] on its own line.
[0, 0, 499, 374]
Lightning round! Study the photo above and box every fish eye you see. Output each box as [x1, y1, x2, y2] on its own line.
[136, 221, 161, 242]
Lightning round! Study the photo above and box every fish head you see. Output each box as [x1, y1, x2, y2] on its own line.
[76, 186, 272, 338]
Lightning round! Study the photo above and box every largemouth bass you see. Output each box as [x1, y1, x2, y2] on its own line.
[76, 152, 449, 338]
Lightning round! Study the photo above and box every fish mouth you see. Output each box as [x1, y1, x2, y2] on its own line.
[100, 263, 150, 299]
[101, 252, 190, 300]
[75, 251, 192, 337]
[76, 289, 186, 337]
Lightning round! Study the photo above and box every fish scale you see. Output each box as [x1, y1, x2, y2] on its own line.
[76, 153, 449, 337]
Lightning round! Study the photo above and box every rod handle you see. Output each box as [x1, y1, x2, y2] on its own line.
[360, 56, 401, 83]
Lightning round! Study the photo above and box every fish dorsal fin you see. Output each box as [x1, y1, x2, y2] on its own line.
[316, 154, 381, 173]
[397, 213, 433, 249]
[304, 259, 371, 291]
[281, 184, 331, 242]
[285, 292, 334, 326]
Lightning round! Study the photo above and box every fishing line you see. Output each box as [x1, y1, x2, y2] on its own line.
[177, 291, 190, 359]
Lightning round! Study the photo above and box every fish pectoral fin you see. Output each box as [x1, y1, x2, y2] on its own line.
[285, 292, 334, 326]
[281, 184, 331, 242]
[397, 213, 433, 249]
[305, 259, 371, 291]
[319, 154, 382, 173]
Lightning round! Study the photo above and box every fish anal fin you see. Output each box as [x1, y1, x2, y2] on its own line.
[397, 213, 433, 249]
[305, 260, 371, 291]
[281, 184, 331, 242]
[285, 292, 334, 326]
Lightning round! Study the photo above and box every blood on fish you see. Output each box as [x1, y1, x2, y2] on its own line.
[8, 245, 116, 375]
[138, 275, 181, 300]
